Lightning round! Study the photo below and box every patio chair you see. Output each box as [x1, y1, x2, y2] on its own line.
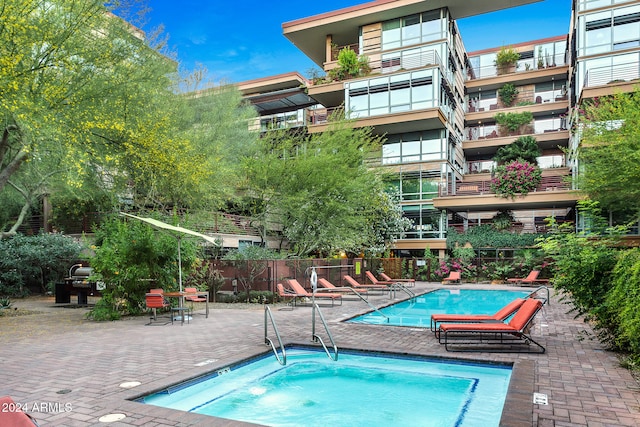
[380, 272, 415, 287]
[442, 271, 461, 284]
[145, 292, 171, 325]
[343, 274, 389, 294]
[430, 298, 525, 333]
[286, 279, 343, 306]
[365, 270, 394, 286]
[184, 287, 207, 312]
[507, 270, 549, 286]
[437, 298, 545, 353]
[318, 278, 368, 300]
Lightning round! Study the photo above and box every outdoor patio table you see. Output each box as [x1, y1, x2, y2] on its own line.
[164, 291, 209, 324]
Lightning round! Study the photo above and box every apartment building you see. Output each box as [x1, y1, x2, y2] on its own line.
[238, 0, 638, 256]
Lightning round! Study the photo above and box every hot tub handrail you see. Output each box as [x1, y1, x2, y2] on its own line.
[528, 285, 550, 306]
[264, 305, 286, 365]
[312, 302, 338, 361]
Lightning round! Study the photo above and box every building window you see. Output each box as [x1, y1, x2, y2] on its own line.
[401, 204, 443, 239]
[346, 70, 438, 119]
[534, 80, 567, 103]
[580, 6, 640, 56]
[382, 131, 445, 165]
[467, 90, 497, 112]
[381, 10, 444, 51]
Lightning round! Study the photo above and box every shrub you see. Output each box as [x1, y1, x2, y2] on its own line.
[498, 83, 519, 107]
[495, 111, 534, 133]
[0, 233, 84, 296]
[88, 215, 199, 320]
[605, 248, 640, 356]
[490, 160, 542, 199]
[493, 135, 541, 165]
[495, 46, 520, 73]
[447, 225, 540, 249]
[328, 47, 371, 81]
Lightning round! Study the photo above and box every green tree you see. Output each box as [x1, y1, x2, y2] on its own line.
[0, 0, 222, 236]
[577, 90, 640, 216]
[244, 119, 407, 257]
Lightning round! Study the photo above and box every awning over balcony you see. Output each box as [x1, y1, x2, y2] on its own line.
[246, 87, 316, 116]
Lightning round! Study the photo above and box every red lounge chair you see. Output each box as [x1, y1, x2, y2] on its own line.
[442, 271, 461, 284]
[0, 396, 39, 426]
[507, 270, 549, 286]
[437, 298, 545, 353]
[365, 270, 394, 286]
[430, 298, 525, 332]
[276, 283, 297, 308]
[286, 279, 342, 306]
[380, 272, 415, 287]
[343, 274, 389, 294]
[318, 278, 368, 300]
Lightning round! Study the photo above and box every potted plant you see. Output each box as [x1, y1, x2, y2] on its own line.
[498, 83, 519, 107]
[490, 159, 542, 199]
[494, 111, 534, 135]
[494, 46, 520, 75]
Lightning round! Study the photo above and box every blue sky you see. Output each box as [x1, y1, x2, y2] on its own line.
[123, 0, 572, 83]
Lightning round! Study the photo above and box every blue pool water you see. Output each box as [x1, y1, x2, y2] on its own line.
[139, 347, 512, 427]
[348, 289, 533, 327]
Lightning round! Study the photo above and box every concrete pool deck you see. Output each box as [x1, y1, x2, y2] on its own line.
[1, 282, 639, 426]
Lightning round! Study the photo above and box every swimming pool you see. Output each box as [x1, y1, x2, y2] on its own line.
[348, 289, 533, 327]
[138, 347, 512, 426]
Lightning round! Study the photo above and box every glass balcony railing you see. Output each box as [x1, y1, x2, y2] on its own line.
[467, 53, 566, 80]
[466, 89, 568, 113]
[464, 117, 568, 141]
[466, 155, 566, 175]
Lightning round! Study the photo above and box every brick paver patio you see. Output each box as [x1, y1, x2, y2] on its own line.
[1, 283, 639, 426]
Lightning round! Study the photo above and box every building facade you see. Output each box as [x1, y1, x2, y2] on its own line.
[241, 0, 639, 256]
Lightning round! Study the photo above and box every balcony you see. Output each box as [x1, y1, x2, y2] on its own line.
[434, 168, 579, 211]
[581, 61, 640, 100]
[463, 118, 568, 156]
[467, 54, 567, 81]
[307, 106, 447, 134]
[309, 48, 447, 107]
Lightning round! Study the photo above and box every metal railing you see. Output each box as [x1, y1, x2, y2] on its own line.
[442, 174, 572, 197]
[584, 62, 640, 88]
[389, 283, 416, 299]
[311, 302, 338, 361]
[264, 305, 286, 365]
[528, 286, 551, 306]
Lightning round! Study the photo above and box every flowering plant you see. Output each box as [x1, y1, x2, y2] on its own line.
[490, 159, 541, 199]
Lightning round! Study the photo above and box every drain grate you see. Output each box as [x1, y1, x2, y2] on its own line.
[533, 392, 548, 405]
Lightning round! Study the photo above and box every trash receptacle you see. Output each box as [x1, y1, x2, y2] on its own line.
[55, 282, 70, 304]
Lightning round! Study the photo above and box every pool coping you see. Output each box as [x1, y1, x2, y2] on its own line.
[120, 342, 534, 426]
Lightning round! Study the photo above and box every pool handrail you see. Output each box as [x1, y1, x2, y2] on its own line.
[264, 305, 286, 365]
[318, 280, 390, 322]
[527, 285, 550, 306]
[389, 283, 415, 299]
[312, 302, 338, 361]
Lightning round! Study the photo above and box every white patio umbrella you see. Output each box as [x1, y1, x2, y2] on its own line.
[120, 212, 219, 293]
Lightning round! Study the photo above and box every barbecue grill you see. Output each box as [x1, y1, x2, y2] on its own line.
[58, 264, 102, 305]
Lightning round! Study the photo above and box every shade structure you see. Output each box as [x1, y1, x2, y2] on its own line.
[120, 212, 219, 292]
